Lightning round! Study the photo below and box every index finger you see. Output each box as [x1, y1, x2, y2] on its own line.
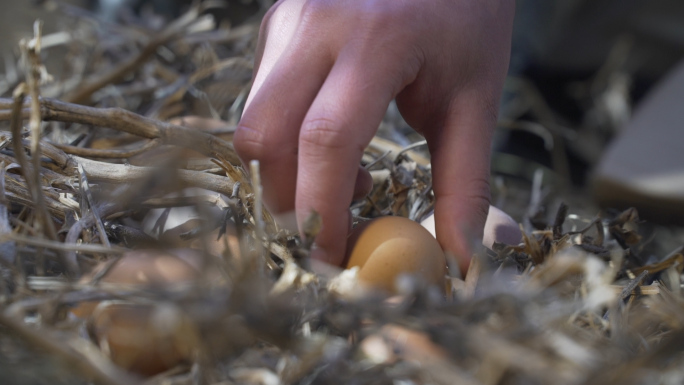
[296, 51, 408, 265]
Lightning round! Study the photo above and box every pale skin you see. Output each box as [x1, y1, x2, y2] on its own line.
[234, 0, 516, 273]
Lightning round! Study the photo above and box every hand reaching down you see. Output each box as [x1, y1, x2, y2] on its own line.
[234, 0, 515, 272]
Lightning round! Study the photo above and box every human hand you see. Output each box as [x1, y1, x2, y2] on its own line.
[234, 0, 515, 272]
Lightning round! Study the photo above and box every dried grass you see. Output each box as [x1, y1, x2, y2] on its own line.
[0, 2, 682, 385]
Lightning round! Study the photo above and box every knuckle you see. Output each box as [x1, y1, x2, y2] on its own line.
[297, 0, 341, 39]
[472, 86, 502, 126]
[473, 197, 491, 226]
[440, 177, 491, 223]
[300, 0, 336, 19]
[465, 177, 491, 202]
[299, 117, 349, 151]
[359, 2, 418, 36]
[465, 177, 492, 222]
[483, 96, 500, 125]
[233, 122, 271, 162]
[365, 8, 401, 30]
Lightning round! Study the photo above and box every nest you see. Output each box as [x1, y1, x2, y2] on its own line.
[0, 2, 683, 385]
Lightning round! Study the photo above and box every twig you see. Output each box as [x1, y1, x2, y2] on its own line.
[140, 194, 233, 210]
[250, 160, 265, 241]
[0, 163, 15, 264]
[552, 202, 569, 240]
[73, 156, 236, 197]
[524, 168, 545, 233]
[61, 1, 225, 104]
[364, 150, 392, 171]
[154, 57, 252, 116]
[15, 139, 236, 198]
[367, 136, 430, 167]
[10, 86, 76, 276]
[0, 97, 239, 164]
[396, 139, 428, 160]
[567, 218, 600, 236]
[594, 219, 605, 246]
[620, 270, 649, 300]
[13, 24, 73, 277]
[77, 164, 110, 248]
[462, 254, 482, 297]
[52, 139, 160, 159]
[576, 243, 611, 259]
[249, 160, 272, 269]
[2, 184, 67, 220]
[24, 22, 58, 240]
[0, 232, 126, 255]
[64, 203, 123, 269]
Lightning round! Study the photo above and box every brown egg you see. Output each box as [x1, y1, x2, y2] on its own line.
[89, 302, 199, 377]
[72, 249, 208, 376]
[345, 216, 446, 293]
[72, 249, 205, 318]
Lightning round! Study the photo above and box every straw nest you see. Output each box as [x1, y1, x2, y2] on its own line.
[0, 2, 683, 385]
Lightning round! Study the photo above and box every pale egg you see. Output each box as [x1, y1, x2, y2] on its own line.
[420, 205, 522, 249]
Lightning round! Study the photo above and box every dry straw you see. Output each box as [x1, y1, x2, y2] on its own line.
[0, 2, 681, 385]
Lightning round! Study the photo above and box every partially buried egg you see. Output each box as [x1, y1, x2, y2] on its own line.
[71, 249, 206, 318]
[345, 216, 446, 293]
[72, 249, 207, 376]
[89, 302, 199, 377]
